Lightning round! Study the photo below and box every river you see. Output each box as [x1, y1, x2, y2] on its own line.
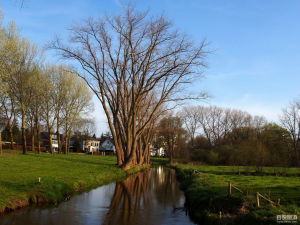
[0, 166, 196, 225]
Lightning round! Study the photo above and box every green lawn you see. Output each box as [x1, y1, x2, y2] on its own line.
[0, 150, 129, 213]
[175, 164, 300, 225]
[179, 164, 300, 175]
[150, 157, 169, 165]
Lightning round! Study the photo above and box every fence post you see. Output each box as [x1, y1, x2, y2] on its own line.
[277, 198, 280, 206]
[228, 182, 232, 196]
[256, 192, 260, 208]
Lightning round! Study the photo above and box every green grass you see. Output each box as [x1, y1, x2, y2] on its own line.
[0, 150, 129, 213]
[150, 157, 169, 165]
[179, 164, 300, 175]
[175, 164, 300, 225]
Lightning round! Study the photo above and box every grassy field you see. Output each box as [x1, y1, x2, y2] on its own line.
[179, 164, 300, 175]
[150, 157, 169, 165]
[0, 150, 147, 214]
[175, 164, 300, 225]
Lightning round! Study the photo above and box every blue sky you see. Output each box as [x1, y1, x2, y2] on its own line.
[2, 0, 300, 134]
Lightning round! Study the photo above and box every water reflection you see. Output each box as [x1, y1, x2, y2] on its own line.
[0, 166, 195, 225]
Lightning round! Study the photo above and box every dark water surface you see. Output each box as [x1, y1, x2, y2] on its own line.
[0, 166, 196, 225]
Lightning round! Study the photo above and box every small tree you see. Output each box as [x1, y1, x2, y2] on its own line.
[280, 102, 300, 165]
[61, 71, 93, 154]
[155, 116, 187, 163]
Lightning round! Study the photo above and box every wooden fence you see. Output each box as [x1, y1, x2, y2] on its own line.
[228, 182, 280, 208]
[187, 170, 281, 209]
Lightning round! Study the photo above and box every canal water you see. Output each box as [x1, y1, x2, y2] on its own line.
[0, 166, 196, 225]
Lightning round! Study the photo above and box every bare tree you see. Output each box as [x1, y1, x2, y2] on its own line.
[181, 105, 267, 147]
[73, 118, 96, 137]
[280, 102, 300, 165]
[40, 65, 58, 154]
[51, 66, 79, 153]
[61, 71, 93, 154]
[178, 106, 200, 147]
[50, 7, 208, 169]
[26, 67, 45, 153]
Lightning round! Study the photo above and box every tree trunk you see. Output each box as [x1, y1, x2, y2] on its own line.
[21, 108, 27, 154]
[114, 134, 124, 166]
[66, 136, 69, 154]
[37, 125, 41, 153]
[31, 129, 35, 152]
[9, 126, 14, 150]
[66, 134, 71, 154]
[121, 146, 137, 170]
[64, 141, 67, 154]
[169, 145, 174, 164]
[48, 129, 53, 154]
[57, 118, 61, 154]
[137, 139, 142, 165]
[64, 135, 68, 154]
[143, 145, 150, 165]
[0, 131, 2, 155]
[169, 154, 173, 164]
[57, 131, 61, 154]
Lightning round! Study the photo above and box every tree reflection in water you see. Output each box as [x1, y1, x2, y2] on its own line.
[102, 166, 187, 225]
[0, 167, 194, 225]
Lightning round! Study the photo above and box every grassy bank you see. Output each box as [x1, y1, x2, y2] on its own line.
[175, 164, 300, 225]
[0, 150, 147, 214]
[150, 157, 169, 165]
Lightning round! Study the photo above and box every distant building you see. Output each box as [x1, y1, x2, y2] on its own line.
[40, 132, 60, 152]
[100, 138, 115, 153]
[82, 139, 101, 154]
[81, 134, 115, 155]
[151, 147, 165, 157]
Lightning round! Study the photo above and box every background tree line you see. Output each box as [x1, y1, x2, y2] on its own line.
[153, 104, 300, 167]
[0, 22, 93, 155]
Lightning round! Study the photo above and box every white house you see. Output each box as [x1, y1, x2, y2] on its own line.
[151, 147, 165, 157]
[82, 140, 101, 154]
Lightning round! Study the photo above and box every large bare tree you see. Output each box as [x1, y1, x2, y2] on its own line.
[50, 8, 208, 169]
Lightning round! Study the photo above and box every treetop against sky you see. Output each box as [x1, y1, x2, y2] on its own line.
[3, 0, 300, 134]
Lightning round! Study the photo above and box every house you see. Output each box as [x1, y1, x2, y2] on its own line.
[81, 133, 115, 155]
[100, 138, 115, 151]
[40, 132, 60, 152]
[151, 147, 165, 157]
[82, 139, 101, 154]
[99, 138, 115, 155]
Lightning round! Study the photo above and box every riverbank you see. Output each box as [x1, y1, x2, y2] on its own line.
[0, 150, 148, 215]
[174, 164, 300, 225]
